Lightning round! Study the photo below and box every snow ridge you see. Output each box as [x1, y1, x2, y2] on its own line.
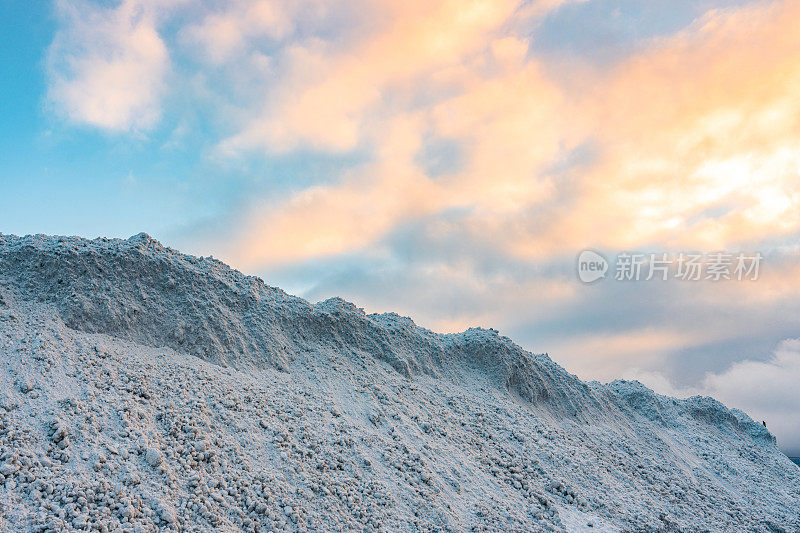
[0, 233, 600, 417]
[0, 233, 797, 532]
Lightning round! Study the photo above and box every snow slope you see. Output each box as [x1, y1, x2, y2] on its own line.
[0, 233, 797, 532]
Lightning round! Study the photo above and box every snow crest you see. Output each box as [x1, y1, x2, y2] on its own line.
[0, 233, 599, 417]
[0, 233, 797, 532]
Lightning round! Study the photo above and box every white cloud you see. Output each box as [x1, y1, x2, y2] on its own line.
[180, 1, 294, 65]
[46, 0, 170, 131]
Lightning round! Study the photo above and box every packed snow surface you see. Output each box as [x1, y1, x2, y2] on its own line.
[0, 233, 798, 532]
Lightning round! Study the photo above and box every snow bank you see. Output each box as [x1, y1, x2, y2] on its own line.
[0, 233, 602, 417]
[0, 233, 797, 532]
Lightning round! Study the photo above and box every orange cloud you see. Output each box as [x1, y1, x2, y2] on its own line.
[547, 0, 800, 253]
[219, 0, 525, 153]
[212, 0, 800, 273]
[226, 114, 445, 267]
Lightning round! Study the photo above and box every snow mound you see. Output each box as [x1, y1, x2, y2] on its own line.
[0, 233, 600, 417]
[0, 233, 798, 532]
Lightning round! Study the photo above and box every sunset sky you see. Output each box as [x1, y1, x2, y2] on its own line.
[2, 0, 799, 452]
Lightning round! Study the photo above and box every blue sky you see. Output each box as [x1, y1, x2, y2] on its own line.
[1, 0, 799, 453]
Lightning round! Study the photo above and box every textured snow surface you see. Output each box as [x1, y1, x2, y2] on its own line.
[0, 233, 798, 532]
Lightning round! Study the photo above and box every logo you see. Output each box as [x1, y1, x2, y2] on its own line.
[577, 250, 608, 283]
[574, 250, 761, 283]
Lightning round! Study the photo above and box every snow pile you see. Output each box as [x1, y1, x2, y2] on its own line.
[0, 233, 798, 532]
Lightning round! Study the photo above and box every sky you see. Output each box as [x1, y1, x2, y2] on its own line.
[1, 0, 799, 453]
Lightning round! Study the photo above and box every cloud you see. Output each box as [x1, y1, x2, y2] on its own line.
[548, 328, 709, 383]
[216, 34, 569, 266]
[223, 114, 444, 266]
[555, 0, 800, 252]
[217, 0, 529, 154]
[46, 0, 172, 131]
[214, 0, 800, 272]
[44, 0, 800, 251]
[217, 46, 568, 269]
[179, 1, 294, 65]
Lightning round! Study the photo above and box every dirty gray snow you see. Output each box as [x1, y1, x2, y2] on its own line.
[0, 233, 798, 532]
